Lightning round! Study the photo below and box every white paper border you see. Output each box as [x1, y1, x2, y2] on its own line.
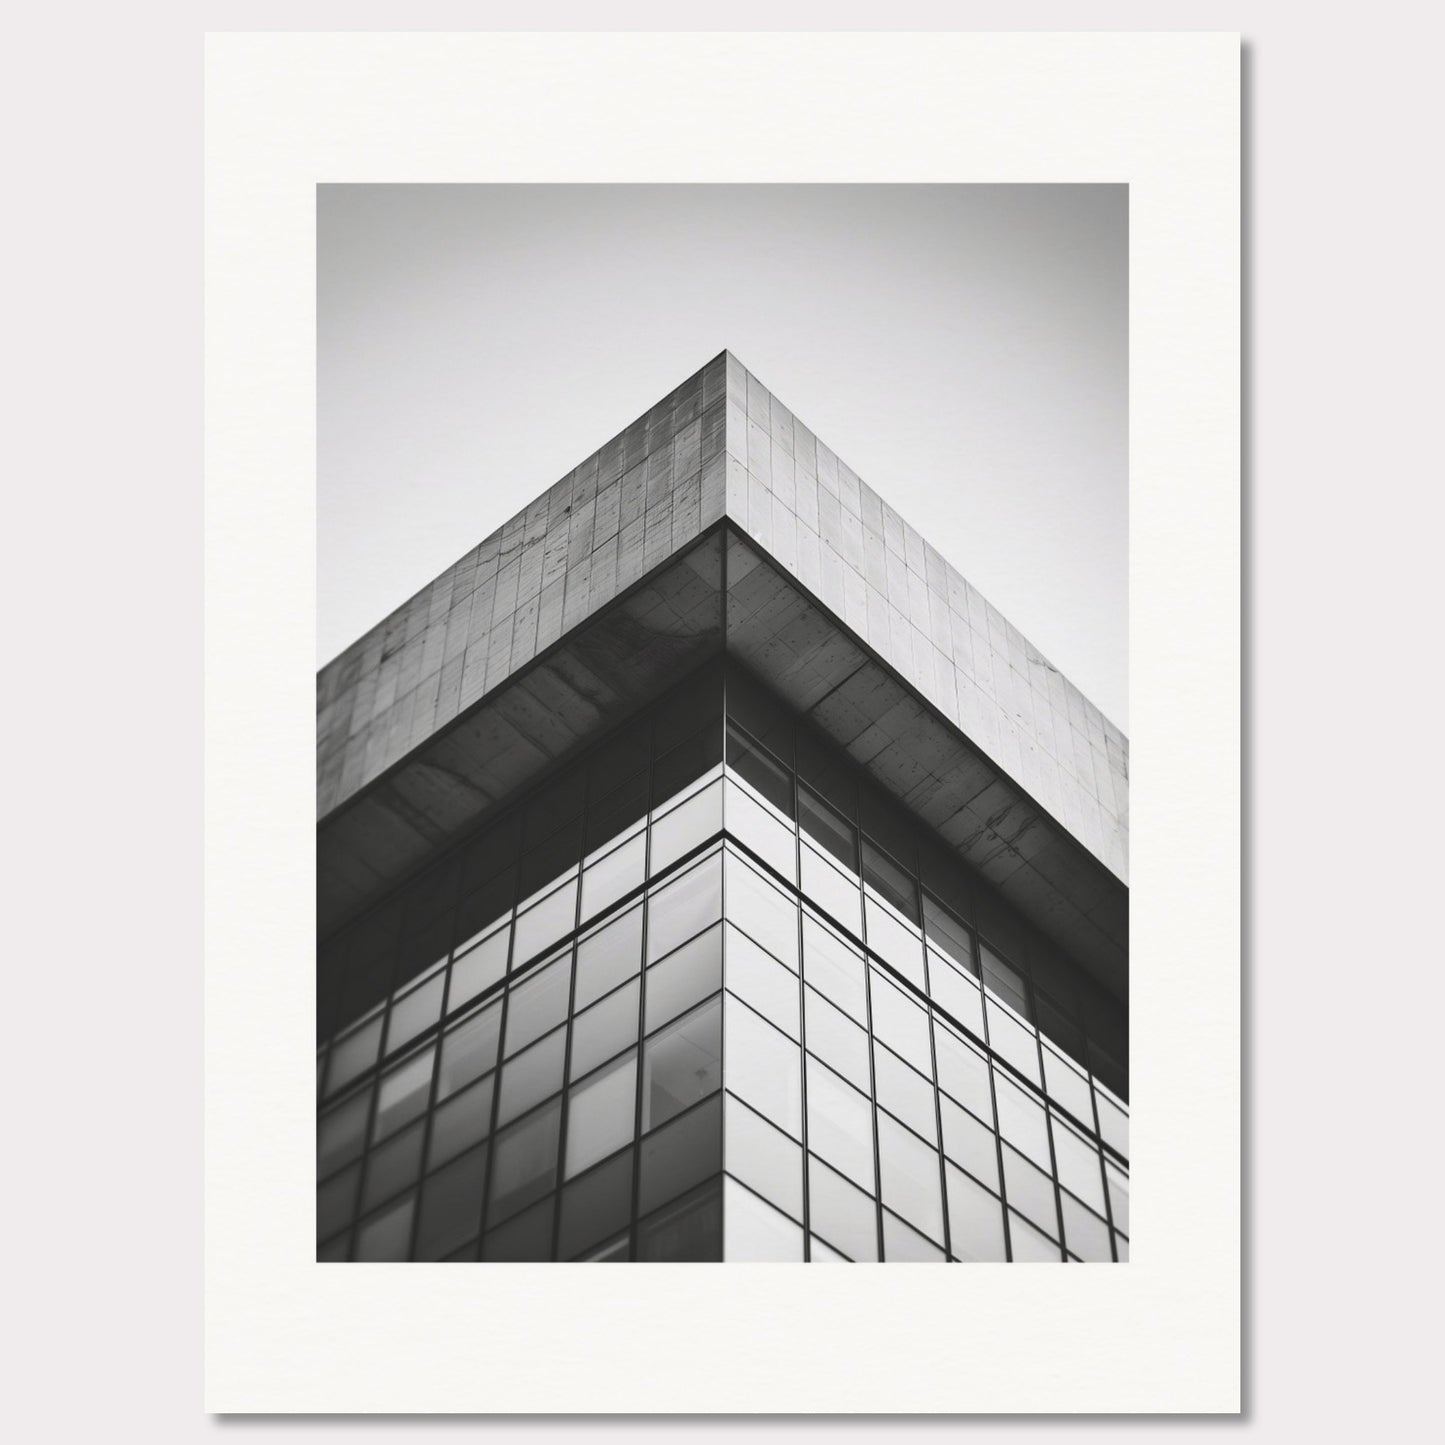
[205, 31, 1239, 1413]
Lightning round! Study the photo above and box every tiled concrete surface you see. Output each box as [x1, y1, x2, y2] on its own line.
[319, 351, 1127, 885]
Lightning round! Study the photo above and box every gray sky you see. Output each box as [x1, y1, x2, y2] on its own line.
[319, 184, 1127, 729]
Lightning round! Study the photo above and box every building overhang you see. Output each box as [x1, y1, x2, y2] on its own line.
[319, 522, 1127, 1003]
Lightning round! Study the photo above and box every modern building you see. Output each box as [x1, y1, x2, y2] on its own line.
[316, 350, 1129, 1263]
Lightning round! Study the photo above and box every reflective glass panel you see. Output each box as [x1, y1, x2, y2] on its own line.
[1061, 1191, 1113, 1262]
[810, 1236, 848, 1263]
[801, 915, 867, 1020]
[724, 778, 797, 882]
[724, 851, 800, 970]
[503, 953, 571, 1057]
[865, 898, 925, 989]
[797, 785, 857, 869]
[724, 1094, 803, 1221]
[933, 1021, 994, 1122]
[568, 977, 640, 1081]
[641, 995, 723, 1133]
[1002, 1144, 1058, 1239]
[883, 1209, 945, 1262]
[318, 1089, 370, 1178]
[637, 1175, 723, 1262]
[355, 1193, 413, 1261]
[876, 1111, 944, 1243]
[861, 838, 917, 920]
[496, 1026, 567, 1129]
[869, 971, 932, 1071]
[1009, 1210, 1062, 1262]
[724, 995, 802, 1140]
[481, 1194, 554, 1261]
[986, 1001, 1042, 1086]
[1051, 1113, 1106, 1213]
[946, 1163, 1007, 1261]
[726, 926, 801, 1040]
[807, 1155, 878, 1262]
[921, 895, 974, 975]
[980, 943, 1030, 1017]
[448, 925, 509, 1012]
[558, 1147, 633, 1261]
[362, 1121, 425, 1213]
[488, 1097, 561, 1224]
[580, 832, 646, 922]
[1106, 1162, 1130, 1235]
[803, 986, 871, 1093]
[387, 971, 445, 1054]
[574, 905, 643, 1012]
[939, 1094, 1000, 1193]
[646, 853, 722, 963]
[644, 924, 723, 1034]
[427, 1072, 494, 1169]
[800, 842, 862, 937]
[724, 1178, 804, 1261]
[436, 999, 501, 1101]
[512, 880, 577, 969]
[725, 725, 793, 815]
[373, 1046, 434, 1141]
[994, 1072, 1051, 1169]
[804, 1056, 874, 1188]
[638, 1093, 723, 1216]
[873, 1044, 939, 1146]
[1042, 1042, 1094, 1123]
[1096, 1091, 1129, 1161]
[327, 1015, 382, 1096]
[650, 778, 723, 876]
[565, 1049, 638, 1180]
[927, 953, 985, 1038]
[317, 1164, 358, 1245]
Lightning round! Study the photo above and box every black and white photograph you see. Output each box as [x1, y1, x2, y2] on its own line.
[315, 184, 1130, 1264]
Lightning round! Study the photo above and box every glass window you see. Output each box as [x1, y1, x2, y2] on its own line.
[980, 943, 1030, 1018]
[883, 1209, 946, 1262]
[810, 1236, 849, 1263]
[481, 1194, 555, 1262]
[873, 1045, 938, 1146]
[580, 1233, 631, 1263]
[427, 1072, 494, 1169]
[568, 977, 640, 1081]
[1051, 1113, 1106, 1213]
[724, 779, 797, 882]
[355, 1193, 413, 1261]
[803, 986, 871, 1093]
[807, 1155, 878, 1262]
[512, 879, 577, 968]
[1061, 1191, 1113, 1262]
[448, 925, 509, 1012]
[386, 971, 445, 1054]
[994, 1073, 1051, 1170]
[644, 924, 723, 1034]
[861, 839, 917, 922]
[326, 1014, 382, 1096]
[939, 1094, 1000, 1193]
[1096, 1091, 1130, 1162]
[646, 852, 722, 963]
[638, 1092, 724, 1217]
[986, 1000, 1042, 1086]
[318, 1089, 371, 1178]
[724, 852, 800, 970]
[797, 785, 857, 870]
[558, 1146, 634, 1261]
[800, 843, 862, 936]
[574, 905, 643, 1012]
[373, 1046, 434, 1141]
[725, 995, 802, 1141]
[317, 1164, 358, 1245]
[933, 1020, 994, 1123]
[1009, 1210, 1063, 1262]
[724, 1094, 803, 1221]
[927, 952, 985, 1038]
[725, 725, 794, 816]
[869, 970, 932, 1072]
[921, 895, 974, 975]
[945, 1163, 1007, 1261]
[724, 1178, 804, 1261]
[726, 926, 801, 1040]
[641, 995, 723, 1133]
[436, 999, 501, 1102]
[565, 1049, 638, 1179]
[876, 1110, 944, 1244]
[650, 778, 723, 876]
[865, 897, 925, 990]
[496, 1026, 567, 1129]
[637, 1175, 723, 1262]
[586, 771, 649, 853]
[1106, 1162, 1130, 1236]
[1002, 1144, 1058, 1239]
[804, 1056, 874, 1189]
[652, 728, 722, 806]
[488, 1096, 561, 1224]
[1042, 1043, 1094, 1124]
[801, 915, 867, 1019]
[362, 1121, 425, 1214]
[503, 953, 571, 1057]
[580, 832, 646, 922]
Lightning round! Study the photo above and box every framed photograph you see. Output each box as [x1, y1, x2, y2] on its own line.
[206, 31, 1239, 1413]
